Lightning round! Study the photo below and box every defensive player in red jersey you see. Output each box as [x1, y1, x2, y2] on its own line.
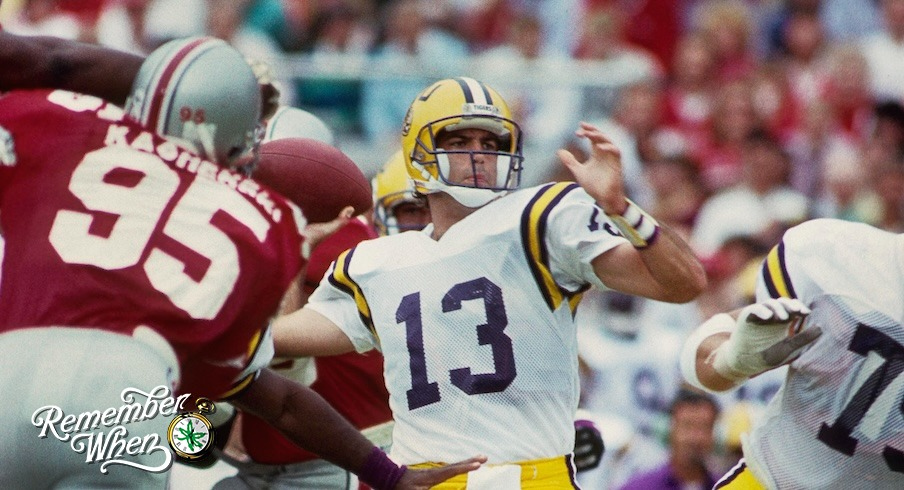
[0, 37, 482, 489]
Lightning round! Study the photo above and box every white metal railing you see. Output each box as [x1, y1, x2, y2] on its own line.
[270, 52, 657, 89]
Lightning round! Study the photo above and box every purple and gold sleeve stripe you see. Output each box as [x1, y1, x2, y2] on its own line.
[762, 241, 797, 299]
[520, 182, 584, 312]
[220, 371, 258, 400]
[327, 248, 378, 340]
[219, 328, 267, 400]
[568, 286, 589, 316]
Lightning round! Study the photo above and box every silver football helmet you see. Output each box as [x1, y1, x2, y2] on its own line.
[125, 37, 262, 167]
[262, 106, 335, 145]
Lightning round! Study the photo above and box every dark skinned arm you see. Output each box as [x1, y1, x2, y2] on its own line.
[0, 31, 142, 104]
[232, 369, 485, 489]
[0, 32, 281, 118]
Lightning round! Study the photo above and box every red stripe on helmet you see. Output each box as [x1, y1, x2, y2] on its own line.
[145, 37, 210, 133]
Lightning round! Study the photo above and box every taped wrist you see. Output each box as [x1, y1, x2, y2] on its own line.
[680, 313, 737, 392]
[709, 339, 751, 383]
[605, 199, 660, 248]
[708, 311, 779, 383]
[358, 447, 407, 490]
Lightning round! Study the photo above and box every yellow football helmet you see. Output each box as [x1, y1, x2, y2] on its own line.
[401, 77, 523, 207]
[372, 150, 427, 235]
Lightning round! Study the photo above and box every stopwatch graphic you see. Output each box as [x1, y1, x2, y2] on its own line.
[167, 398, 216, 461]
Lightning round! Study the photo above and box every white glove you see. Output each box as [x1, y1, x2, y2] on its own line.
[711, 297, 822, 382]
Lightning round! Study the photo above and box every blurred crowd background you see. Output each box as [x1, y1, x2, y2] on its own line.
[4, 0, 903, 488]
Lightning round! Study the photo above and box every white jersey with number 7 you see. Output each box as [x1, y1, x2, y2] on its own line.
[748, 218, 904, 488]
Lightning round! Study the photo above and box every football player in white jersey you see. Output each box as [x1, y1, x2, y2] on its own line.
[274, 76, 707, 489]
[680, 218, 904, 489]
[373, 150, 607, 478]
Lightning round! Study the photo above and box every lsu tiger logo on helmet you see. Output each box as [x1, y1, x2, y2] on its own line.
[400, 77, 524, 208]
[372, 150, 428, 236]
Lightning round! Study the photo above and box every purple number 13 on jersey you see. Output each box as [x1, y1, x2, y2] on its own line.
[396, 277, 517, 410]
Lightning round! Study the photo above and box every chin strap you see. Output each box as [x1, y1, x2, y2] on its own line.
[416, 164, 505, 208]
[443, 185, 505, 208]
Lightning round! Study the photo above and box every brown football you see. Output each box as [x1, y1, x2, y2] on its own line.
[254, 138, 372, 223]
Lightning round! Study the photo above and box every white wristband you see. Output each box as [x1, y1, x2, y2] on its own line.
[606, 199, 660, 248]
[680, 313, 737, 393]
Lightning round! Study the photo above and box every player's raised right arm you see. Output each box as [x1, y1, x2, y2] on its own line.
[559, 122, 707, 303]
[0, 32, 142, 105]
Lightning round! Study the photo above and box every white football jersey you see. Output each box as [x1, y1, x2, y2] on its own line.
[746, 219, 904, 489]
[306, 182, 628, 465]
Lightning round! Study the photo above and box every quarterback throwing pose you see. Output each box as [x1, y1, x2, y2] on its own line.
[681, 218, 904, 489]
[275, 77, 706, 488]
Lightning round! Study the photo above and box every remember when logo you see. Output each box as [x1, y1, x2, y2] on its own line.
[31, 386, 191, 474]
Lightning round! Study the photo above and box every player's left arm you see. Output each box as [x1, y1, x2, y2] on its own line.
[274, 221, 380, 358]
[680, 297, 822, 392]
[558, 122, 707, 303]
[681, 224, 825, 391]
[277, 272, 306, 315]
[273, 205, 356, 326]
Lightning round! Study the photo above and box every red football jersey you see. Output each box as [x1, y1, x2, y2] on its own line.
[241, 218, 393, 465]
[0, 89, 306, 400]
[302, 217, 377, 293]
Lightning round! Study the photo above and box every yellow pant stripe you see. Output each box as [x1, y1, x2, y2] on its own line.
[715, 460, 767, 490]
[410, 455, 577, 489]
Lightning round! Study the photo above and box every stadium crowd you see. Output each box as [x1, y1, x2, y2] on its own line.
[2, 0, 903, 489]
